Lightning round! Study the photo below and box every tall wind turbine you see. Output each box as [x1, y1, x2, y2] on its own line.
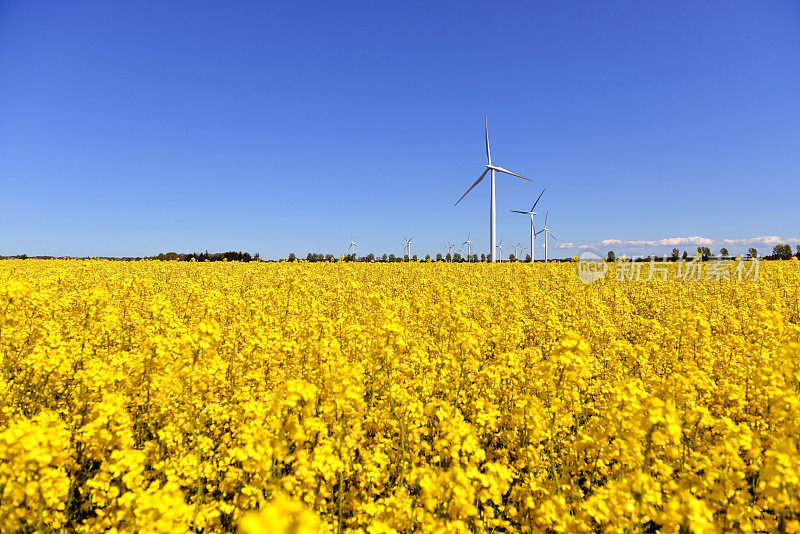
[349, 235, 357, 258]
[455, 117, 532, 262]
[462, 232, 473, 262]
[535, 212, 557, 262]
[403, 236, 413, 261]
[511, 188, 545, 263]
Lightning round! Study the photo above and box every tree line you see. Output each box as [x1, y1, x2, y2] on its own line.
[605, 244, 800, 262]
[289, 252, 553, 262]
[5, 244, 800, 262]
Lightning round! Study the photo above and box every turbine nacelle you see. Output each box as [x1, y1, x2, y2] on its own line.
[485, 164, 529, 180]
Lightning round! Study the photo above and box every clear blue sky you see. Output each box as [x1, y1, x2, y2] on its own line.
[2, 1, 799, 259]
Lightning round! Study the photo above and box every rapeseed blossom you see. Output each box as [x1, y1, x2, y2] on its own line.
[1, 259, 799, 531]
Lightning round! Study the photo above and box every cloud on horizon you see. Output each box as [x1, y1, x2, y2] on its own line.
[574, 236, 800, 250]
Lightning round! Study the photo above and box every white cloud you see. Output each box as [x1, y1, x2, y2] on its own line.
[722, 236, 800, 245]
[554, 242, 575, 249]
[657, 236, 715, 246]
[577, 236, 799, 250]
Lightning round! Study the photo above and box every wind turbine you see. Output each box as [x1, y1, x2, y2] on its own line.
[496, 238, 504, 262]
[462, 232, 473, 262]
[402, 236, 413, 261]
[455, 117, 532, 262]
[511, 188, 545, 263]
[535, 212, 557, 262]
[444, 242, 455, 261]
[348, 235, 357, 258]
[513, 242, 522, 261]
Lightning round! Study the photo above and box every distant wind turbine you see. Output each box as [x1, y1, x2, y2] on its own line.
[513, 242, 522, 260]
[403, 236, 413, 261]
[455, 117, 532, 262]
[511, 188, 545, 263]
[444, 242, 455, 261]
[348, 235, 357, 258]
[462, 232, 473, 262]
[535, 212, 557, 262]
[496, 238, 504, 262]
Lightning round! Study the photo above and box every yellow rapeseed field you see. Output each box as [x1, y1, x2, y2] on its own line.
[1, 259, 799, 533]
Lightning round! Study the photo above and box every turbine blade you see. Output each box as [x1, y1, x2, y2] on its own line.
[548, 230, 557, 241]
[454, 168, 489, 205]
[492, 165, 531, 181]
[510, 210, 529, 214]
[532, 188, 545, 211]
[544, 211, 548, 226]
[535, 229, 545, 236]
[485, 116, 491, 164]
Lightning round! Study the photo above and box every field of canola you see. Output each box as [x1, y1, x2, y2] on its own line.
[1, 259, 800, 533]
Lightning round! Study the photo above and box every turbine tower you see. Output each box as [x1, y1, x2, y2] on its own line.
[511, 189, 545, 263]
[535, 212, 557, 262]
[455, 117, 531, 262]
[462, 232, 473, 262]
[513, 242, 522, 260]
[403, 236, 413, 261]
[496, 238, 504, 262]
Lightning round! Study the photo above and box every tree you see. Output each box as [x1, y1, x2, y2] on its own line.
[425, 254, 431, 261]
[288, 253, 297, 262]
[412, 254, 418, 261]
[366, 253, 375, 262]
[670, 248, 680, 261]
[720, 247, 729, 258]
[388, 254, 396, 262]
[697, 246, 711, 260]
[526, 254, 532, 262]
[445, 253, 452, 263]
[508, 254, 516, 262]
[607, 251, 616, 262]
[436, 253, 443, 262]
[747, 248, 757, 259]
[772, 244, 792, 260]
[382, 254, 388, 262]
[682, 251, 688, 260]
[480, 254, 486, 262]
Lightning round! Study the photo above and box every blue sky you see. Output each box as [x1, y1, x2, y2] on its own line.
[2, 1, 799, 259]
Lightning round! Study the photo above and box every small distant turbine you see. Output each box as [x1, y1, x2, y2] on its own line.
[402, 236, 413, 261]
[444, 241, 455, 261]
[513, 242, 522, 260]
[511, 188, 545, 263]
[349, 235, 357, 257]
[535, 212, 557, 262]
[455, 117, 532, 262]
[462, 232, 473, 262]
[496, 238, 504, 262]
